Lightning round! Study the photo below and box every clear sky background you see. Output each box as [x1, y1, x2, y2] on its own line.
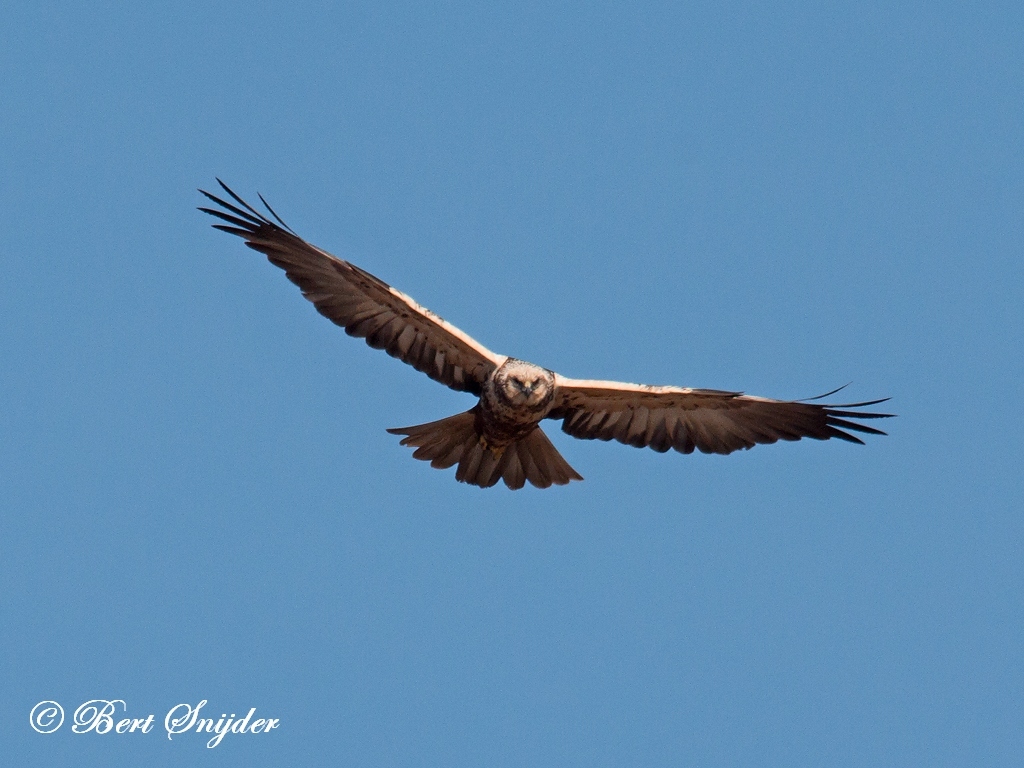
[2, 1, 1021, 765]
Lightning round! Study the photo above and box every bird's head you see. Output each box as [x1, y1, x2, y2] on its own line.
[496, 359, 555, 408]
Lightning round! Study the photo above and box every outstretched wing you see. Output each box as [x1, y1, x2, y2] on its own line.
[199, 181, 506, 395]
[551, 377, 892, 455]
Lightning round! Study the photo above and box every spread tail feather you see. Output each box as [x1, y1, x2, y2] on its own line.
[387, 411, 583, 490]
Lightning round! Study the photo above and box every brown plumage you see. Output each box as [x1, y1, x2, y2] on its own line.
[200, 181, 893, 490]
[386, 408, 581, 490]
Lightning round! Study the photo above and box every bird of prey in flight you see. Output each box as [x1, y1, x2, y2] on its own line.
[200, 181, 892, 490]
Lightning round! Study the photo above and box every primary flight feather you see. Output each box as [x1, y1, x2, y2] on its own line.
[200, 181, 892, 489]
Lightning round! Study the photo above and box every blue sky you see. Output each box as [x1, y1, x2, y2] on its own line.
[2, 1, 1021, 765]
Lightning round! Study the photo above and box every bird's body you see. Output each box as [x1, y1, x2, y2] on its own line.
[200, 181, 892, 489]
[480, 359, 557, 443]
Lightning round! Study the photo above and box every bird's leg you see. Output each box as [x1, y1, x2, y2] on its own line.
[478, 434, 506, 458]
